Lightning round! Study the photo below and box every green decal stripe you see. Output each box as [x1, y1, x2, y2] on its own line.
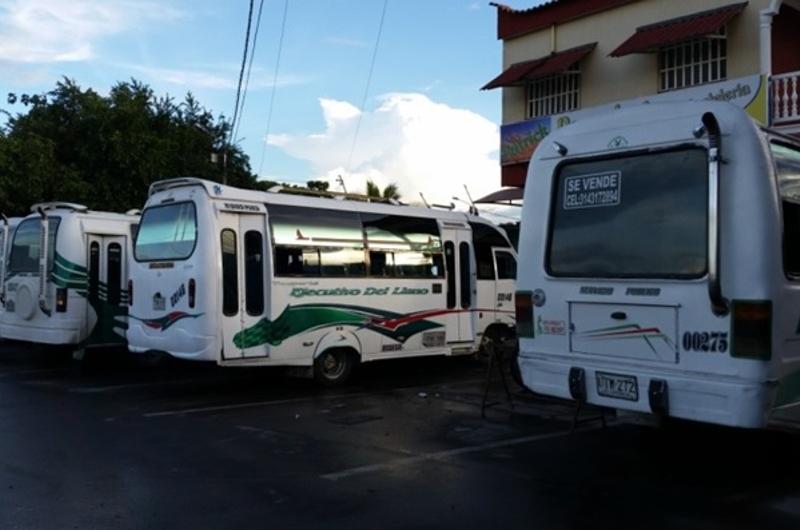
[54, 253, 87, 274]
[235, 306, 367, 349]
[233, 303, 444, 350]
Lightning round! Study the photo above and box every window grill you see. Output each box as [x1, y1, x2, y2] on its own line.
[525, 66, 581, 118]
[658, 29, 727, 92]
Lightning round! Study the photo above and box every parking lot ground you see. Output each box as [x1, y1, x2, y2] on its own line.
[1, 341, 799, 529]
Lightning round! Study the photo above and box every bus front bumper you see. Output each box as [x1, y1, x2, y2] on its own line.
[0, 321, 82, 345]
[126, 322, 217, 362]
[518, 355, 773, 429]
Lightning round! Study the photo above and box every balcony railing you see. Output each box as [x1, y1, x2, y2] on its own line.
[773, 71, 800, 124]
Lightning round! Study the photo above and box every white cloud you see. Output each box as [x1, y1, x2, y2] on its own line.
[267, 93, 501, 205]
[0, 0, 182, 63]
[125, 64, 308, 91]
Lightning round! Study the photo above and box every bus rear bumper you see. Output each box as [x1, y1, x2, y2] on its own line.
[0, 322, 81, 345]
[518, 356, 773, 429]
[127, 323, 216, 362]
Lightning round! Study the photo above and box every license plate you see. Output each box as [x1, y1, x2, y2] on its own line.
[596, 371, 638, 401]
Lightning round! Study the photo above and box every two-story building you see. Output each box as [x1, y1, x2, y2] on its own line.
[483, 0, 800, 188]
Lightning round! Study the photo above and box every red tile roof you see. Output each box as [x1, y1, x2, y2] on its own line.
[492, 0, 639, 40]
[609, 2, 748, 57]
[482, 43, 596, 90]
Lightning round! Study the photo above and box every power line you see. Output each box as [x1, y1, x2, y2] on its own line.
[343, 0, 389, 189]
[233, 0, 266, 143]
[257, 0, 290, 176]
[229, 0, 255, 149]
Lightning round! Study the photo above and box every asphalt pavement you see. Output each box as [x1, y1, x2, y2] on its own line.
[0, 342, 798, 530]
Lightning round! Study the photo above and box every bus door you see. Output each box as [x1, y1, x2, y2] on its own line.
[86, 234, 126, 344]
[219, 212, 269, 361]
[443, 227, 475, 345]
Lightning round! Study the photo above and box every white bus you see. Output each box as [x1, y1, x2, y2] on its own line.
[0, 215, 21, 332]
[516, 100, 800, 429]
[0, 203, 140, 352]
[127, 178, 517, 384]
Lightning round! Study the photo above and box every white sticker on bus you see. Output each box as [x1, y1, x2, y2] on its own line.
[563, 171, 621, 210]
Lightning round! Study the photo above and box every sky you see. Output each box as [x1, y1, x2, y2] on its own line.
[0, 0, 540, 215]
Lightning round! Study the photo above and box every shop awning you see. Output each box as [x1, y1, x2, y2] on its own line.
[610, 2, 747, 57]
[475, 187, 524, 205]
[482, 43, 596, 90]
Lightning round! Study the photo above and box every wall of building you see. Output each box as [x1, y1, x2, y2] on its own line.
[500, 0, 770, 124]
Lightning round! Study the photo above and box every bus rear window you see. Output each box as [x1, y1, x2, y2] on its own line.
[9, 217, 60, 273]
[135, 202, 197, 261]
[548, 148, 707, 278]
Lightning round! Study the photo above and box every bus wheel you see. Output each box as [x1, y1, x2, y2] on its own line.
[314, 349, 355, 386]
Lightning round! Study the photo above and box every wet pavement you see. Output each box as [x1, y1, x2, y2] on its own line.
[0, 342, 798, 529]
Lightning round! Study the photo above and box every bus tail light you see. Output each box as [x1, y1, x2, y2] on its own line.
[188, 278, 196, 309]
[55, 288, 67, 313]
[127, 279, 133, 306]
[515, 291, 534, 338]
[732, 300, 771, 360]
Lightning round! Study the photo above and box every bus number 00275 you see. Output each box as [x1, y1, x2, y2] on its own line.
[682, 331, 728, 353]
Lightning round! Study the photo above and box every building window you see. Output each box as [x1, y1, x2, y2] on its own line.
[526, 66, 581, 118]
[659, 29, 726, 92]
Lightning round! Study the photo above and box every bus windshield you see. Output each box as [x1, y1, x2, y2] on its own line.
[135, 202, 197, 261]
[548, 148, 707, 278]
[8, 217, 60, 273]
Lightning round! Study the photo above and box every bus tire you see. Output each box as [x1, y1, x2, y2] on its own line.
[314, 348, 356, 386]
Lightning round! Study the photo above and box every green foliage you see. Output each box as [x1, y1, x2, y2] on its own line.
[365, 179, 400, 200]
[306, 180, 329, 192]
[0, 78, 261, 216]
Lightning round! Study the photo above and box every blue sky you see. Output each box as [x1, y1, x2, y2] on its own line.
[0, 0, 540, 206]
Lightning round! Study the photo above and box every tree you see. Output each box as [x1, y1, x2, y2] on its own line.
[365, 179, 400, 200]
[0, 78, 259, 216]
[307, 180, 329, 192]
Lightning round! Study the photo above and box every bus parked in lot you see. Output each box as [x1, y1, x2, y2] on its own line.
[0, 203, 139, 352]
[0, 215, 21, 333]
[515, 100, 800, 429]
[127, 178, 516, 384]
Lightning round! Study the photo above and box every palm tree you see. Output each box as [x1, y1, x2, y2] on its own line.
[366, 179, 401, 200]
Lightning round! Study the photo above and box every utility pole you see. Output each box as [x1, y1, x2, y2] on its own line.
[336, 174, 348, 194]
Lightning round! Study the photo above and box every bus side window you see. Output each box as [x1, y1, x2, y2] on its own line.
[445, 242, 456, 309]
[772, 142, 800, 278]
[244, 231, 264, 316]
[221, 229, 238, 316]
[495, 250, 517, 280]
[107, 243, 122, 305]
[784, 202, 800, 275]
[89, 241, 100, 301]
[369, 251, 394, 276]
[459, 242, 471, 308]
[470, 222, 511, 280]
